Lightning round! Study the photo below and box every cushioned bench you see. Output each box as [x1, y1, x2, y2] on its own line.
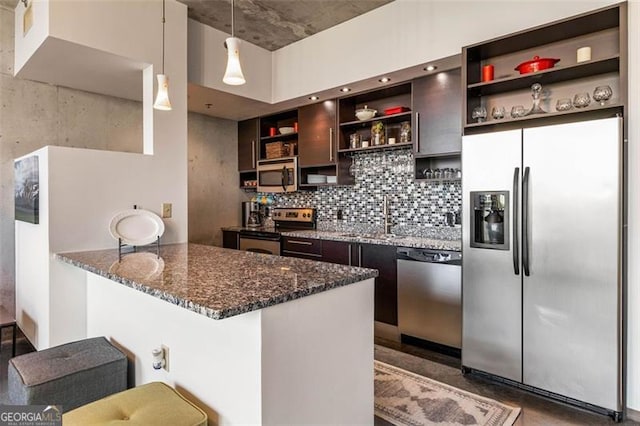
[8, 336, 127, 412]
[62, 381, 208, 426]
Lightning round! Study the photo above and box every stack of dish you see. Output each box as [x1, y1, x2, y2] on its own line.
[326, 176, 337, 184]
[307, 174, 327, 184]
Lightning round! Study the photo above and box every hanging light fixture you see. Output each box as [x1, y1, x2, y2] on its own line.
[154, 0, 172, 110]
[223, 0, 246, 85]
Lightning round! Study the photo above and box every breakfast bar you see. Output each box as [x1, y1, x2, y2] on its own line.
[55, 244, 377, 425]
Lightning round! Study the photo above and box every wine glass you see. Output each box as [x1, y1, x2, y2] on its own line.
[593, 85, 613, 106]
[471, 106, 487, 123]
[555, 98, 573, 112]
[573, 92, 591, 108]
[491, 106, 506, 120]
[511, 105, 526, 118]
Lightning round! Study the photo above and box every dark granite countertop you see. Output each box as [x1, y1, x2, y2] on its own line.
[223, 225, 461, 251]
[55, 243, 378, 320]
[280, 230, 461, 251]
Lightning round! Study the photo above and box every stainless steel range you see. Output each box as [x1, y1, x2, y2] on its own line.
[238, 207, 316, 255]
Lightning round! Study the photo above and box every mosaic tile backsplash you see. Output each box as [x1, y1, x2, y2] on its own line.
[260, 149, 462, 234]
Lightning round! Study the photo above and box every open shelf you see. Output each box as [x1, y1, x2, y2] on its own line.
[338, 142, 413, 154]
[260, 132, 298, 142]
[340, 111, 412, 127]
[462, 3, 626, 134]
[465, 102, 622, 129]
[467, 55, 619, 97]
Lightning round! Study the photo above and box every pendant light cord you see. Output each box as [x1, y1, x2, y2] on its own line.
[231, 0, 235, 37]
[161, 0, 166, 74]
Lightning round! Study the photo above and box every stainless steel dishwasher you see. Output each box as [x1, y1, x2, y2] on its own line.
[397, 247, 462, 349]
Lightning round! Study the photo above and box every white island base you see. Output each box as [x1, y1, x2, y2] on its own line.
[84, 272, 375, 425]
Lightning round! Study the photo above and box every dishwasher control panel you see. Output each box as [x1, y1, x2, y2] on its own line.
[397, 248, 461, 264]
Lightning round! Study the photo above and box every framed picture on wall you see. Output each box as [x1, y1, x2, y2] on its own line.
[14, 155, 39, 224]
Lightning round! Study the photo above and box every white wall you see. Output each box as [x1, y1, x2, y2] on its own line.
[13, 0, 189, 348]
[13, 0, 48, 74]
[14, 150, 49, 348]
[188, 18, 272, 103]
[83, 271, 373, 425]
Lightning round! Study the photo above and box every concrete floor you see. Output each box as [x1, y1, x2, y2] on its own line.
[374, 337, 639, 426]
[1, 329, 637, 425]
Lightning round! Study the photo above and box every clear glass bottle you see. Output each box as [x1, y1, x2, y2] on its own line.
[400, 121, 411, 143]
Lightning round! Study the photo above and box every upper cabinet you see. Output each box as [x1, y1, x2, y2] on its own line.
[238, 118, 259, 190]
[462, 3, 627, 134]
[298, 100, 337, 167]
[413, 68, 462, 156]
[238, 118, 259, 172]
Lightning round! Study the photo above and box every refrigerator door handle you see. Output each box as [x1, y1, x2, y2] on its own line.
[523, 166, 530, 276]
[513, 167, 520, 275]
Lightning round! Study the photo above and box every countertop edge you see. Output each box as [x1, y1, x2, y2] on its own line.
[279, 230, 462, 251]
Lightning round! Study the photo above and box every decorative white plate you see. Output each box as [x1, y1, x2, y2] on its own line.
[109, 252, 165, 281]
[109, 209, 165, 246]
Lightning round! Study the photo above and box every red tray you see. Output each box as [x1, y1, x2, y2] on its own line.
[384, 106, 410, 115]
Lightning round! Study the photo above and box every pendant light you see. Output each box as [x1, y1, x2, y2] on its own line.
[223, 0, 246, 85]
[154, 0, 172, 111]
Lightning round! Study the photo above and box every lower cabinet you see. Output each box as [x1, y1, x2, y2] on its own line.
[281, 236, 322, 260]
[222, 230, 239, 250]
[320, 240, 398, 326]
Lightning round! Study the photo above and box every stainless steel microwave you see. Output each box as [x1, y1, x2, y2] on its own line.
[257, 157, 298, 193]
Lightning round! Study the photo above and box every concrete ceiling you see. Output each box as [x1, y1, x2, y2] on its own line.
[178, 0, 394, 51]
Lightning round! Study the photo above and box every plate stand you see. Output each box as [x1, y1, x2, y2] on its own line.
[118, 236, 160, 262]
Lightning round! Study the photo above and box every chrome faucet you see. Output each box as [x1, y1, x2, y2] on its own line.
[383, 195, 393, 234]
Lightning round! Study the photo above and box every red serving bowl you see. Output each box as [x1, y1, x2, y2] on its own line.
[514, 55, 560, 74]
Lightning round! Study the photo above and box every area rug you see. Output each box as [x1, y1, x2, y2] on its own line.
[374, 360, 521, 426]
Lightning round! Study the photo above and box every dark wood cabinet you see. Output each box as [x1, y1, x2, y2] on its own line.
[321, 240, 351, 265]
[359, 243, 397, 326]
[222, 230, 239, 250]
[413, 68, 462, 156]
[298, 101, 336, 167]
[281, 236, 322, 260]
[322, 239, 398, 325]
[238, 119, 258, 172]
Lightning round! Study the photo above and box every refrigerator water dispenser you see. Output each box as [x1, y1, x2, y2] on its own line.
[470, 191, 509, 250]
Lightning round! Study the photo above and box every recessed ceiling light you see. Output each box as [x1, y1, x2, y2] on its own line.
[424, 65, 437, 72]
[378, 77, 391, 83]
[309, 95, 319, 101]
[340, 87, 351, 93]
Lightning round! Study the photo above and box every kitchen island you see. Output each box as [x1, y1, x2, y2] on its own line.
[55, 243, 377, 425]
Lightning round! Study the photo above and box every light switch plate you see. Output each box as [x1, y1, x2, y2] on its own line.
[162, 203, 172, 218]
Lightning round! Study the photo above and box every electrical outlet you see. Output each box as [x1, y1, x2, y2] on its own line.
[162, 203, 172, 218]
[161, 344, 170, 372]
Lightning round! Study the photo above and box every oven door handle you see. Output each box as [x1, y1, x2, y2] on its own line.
[239, 234, 280, 242]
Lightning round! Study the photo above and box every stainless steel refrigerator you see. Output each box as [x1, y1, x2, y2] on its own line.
[461, 117, 623, 418]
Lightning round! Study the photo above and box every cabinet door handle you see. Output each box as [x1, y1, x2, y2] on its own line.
[358, 245, 362, 266]
[329, 128, 334, 162]
[348, 244, 352, 266]
[288, 240, 312, 246]
[415, 112, 420, 153]
[251, 140, 256, 168]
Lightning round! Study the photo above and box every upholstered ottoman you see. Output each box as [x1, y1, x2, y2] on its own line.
[8, 336, 127, 412]
[63, 381, 208, 426]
